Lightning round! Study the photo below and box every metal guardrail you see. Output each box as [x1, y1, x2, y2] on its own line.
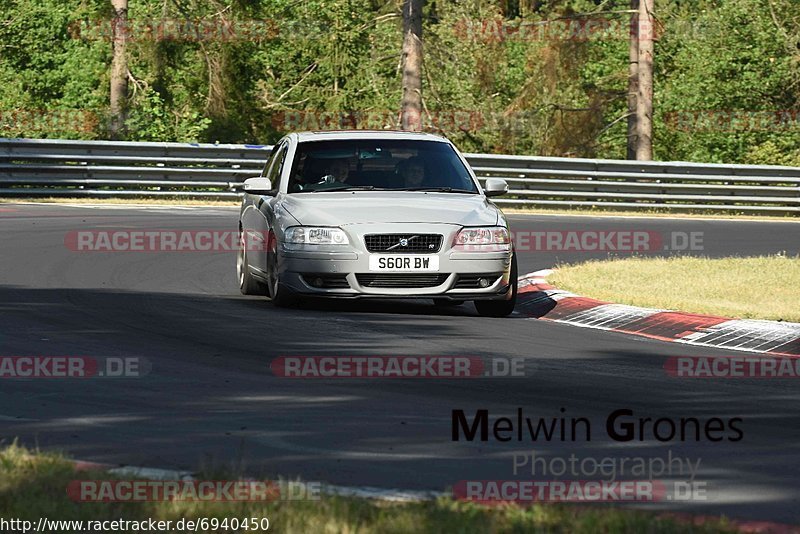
[1, 137, 798, 213]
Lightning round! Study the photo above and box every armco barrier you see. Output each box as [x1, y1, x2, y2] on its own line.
[1, 137, 798, 213]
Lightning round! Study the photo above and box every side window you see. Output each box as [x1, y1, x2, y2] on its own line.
[260, 146, 278, 177]
[265, 144, 288, 188]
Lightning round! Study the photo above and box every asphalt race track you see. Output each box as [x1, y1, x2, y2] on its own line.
[1, 203, 799, 523]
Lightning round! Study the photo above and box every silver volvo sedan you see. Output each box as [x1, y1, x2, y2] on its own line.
[237, 130, 517, 317]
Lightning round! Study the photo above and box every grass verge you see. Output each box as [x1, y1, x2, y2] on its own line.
[550, 255, 800, 323]
[501, 206, 799, 221]
[0, 444, 738, 534]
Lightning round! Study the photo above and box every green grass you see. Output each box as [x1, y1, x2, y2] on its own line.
[501, 206, 799, 221]
[550, 255, 800, 322]
[0, 443, 739, 533]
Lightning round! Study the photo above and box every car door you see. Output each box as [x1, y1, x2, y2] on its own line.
[244, 141, 289, 274]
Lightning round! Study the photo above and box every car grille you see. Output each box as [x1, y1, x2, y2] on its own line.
[364, 234, 443, 253]
[454, 273, 503, 289]
[356, 274, 449, 288]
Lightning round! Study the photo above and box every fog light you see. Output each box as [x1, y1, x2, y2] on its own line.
[311, 277, 324, 287]
[478, 277, 490, 288]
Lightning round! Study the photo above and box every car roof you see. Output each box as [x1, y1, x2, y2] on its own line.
[291, 130, 451, 143]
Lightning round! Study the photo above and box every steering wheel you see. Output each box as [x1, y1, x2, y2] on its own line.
[316, 174, 338, 185]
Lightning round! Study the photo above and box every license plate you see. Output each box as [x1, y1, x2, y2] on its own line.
[369, 255, 439, 271]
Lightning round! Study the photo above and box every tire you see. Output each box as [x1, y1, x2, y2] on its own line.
[433, 299, 464, 307]
[474, 252, 517, 317]
[266, 232, 298, 308]
[237, 235, 267, 296]
[270, 280, 299, 308]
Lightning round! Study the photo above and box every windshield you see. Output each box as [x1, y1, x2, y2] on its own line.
[288, 139, 479, 193]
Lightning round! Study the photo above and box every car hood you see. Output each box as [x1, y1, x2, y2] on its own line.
[280, 192, 500, 227]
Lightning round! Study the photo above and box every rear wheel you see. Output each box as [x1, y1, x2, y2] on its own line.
[474, 252, 517, 317]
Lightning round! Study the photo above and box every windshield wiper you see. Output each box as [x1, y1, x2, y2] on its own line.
[400, 187, 477, 193]
[307, 185, 382, 192]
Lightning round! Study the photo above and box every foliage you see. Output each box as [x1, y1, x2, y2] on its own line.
[0, 0, 798, 164]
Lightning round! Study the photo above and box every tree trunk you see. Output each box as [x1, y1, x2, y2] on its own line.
[627, 0, 639, 160]
[110, 0, 128, 139]
[400, 0, 423, 131]
[636, 0, 654, 160]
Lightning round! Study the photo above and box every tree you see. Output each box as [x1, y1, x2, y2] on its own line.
[627, 0, 639, 159]
[636, 0, 654, 160]
[399, 0, 423, 131]
[109, 0, 128, 139]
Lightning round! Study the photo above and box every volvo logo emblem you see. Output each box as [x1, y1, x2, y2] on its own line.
[386, 235, 419, 251]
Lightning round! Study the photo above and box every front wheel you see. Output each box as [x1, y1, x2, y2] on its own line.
[270, 279, 299, 308]
[474, 252, 517, 318]
[266, 232, 299, 308]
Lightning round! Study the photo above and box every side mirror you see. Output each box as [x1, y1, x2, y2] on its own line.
[483, 178, 508, 197]
[243, 177, 275, 196]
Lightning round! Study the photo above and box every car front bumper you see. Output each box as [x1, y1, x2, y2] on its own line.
[276, 223, 513, 300]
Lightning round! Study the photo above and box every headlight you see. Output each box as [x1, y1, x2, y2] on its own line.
[453, 226, 510, 251]
[285, 226, 349, 245]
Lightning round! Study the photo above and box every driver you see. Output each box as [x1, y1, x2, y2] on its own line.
[399, 156, 426, 188]
[320, 158, 350, 184]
